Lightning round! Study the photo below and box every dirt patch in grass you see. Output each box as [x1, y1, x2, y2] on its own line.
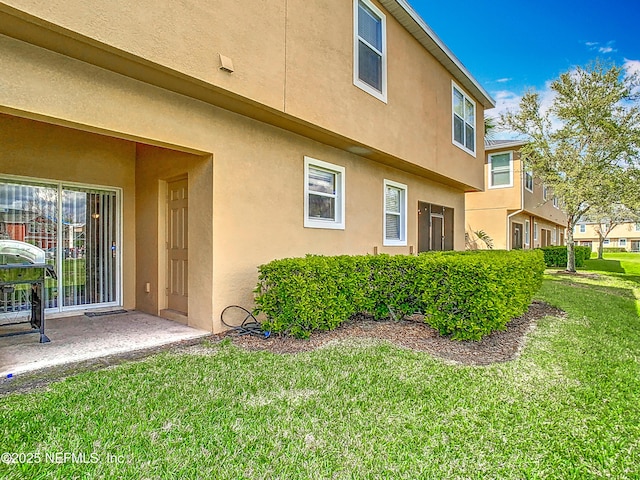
[221, 301, 564, 366]
[549, 270, 601, 279]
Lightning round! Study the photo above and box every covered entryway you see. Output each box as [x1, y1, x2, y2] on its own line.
[512, 222, 523, 249]
[418, 202, 454, 252]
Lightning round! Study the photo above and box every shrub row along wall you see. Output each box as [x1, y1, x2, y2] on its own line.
[539, 245, 592, 267]
[254, 250, 545, 341]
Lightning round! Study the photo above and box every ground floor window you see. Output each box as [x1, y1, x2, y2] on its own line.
[0, 177, 120, 313]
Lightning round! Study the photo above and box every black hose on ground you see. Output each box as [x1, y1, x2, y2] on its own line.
[220, 305, 270, 338]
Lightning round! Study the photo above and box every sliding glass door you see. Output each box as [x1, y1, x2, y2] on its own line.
[0, 178, 120, 313]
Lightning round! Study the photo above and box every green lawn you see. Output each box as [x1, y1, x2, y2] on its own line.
[1, 254, 640, 479]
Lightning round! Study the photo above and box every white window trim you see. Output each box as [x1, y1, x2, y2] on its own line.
[603, 239, 611, 246]
[543, 185, 548, 201]
[579, 224, 586, 233]
[553, 196, 559, 208]
[524, 170, 534, 192]
[451, 81, 476, 157]
[534, 221, 538, 241]
[525, 219, 531, 246]
[488, 151, 513, 189]
[619, 238, 627, 246]
[383, 179, 407, 246]
[353, 0, 387, 103]
[552, 227, 557, 243]
[304, 157, 346, 230]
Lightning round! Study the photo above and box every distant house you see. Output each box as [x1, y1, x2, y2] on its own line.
[573, 221, 640, 252]
[0, 0, 495, 332]
[465, 140, 567, 250]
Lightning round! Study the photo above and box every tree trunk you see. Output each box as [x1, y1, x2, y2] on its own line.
[566, 220, 576, 272]
[597, 239, 604, 259]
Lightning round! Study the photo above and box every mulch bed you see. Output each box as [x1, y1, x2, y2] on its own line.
[0, 301, 564, 396]
[219, 301, 565, 366]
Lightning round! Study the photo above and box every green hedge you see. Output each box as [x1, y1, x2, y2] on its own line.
[254, 250, 545, 341]
[539, 245, 592, 267]
[602, 247, 627, 253]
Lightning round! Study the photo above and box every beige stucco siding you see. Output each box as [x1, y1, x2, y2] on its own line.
[0, 113, 136, 310]
[0, 34, 468, 332]
[0, 0, 486, 191]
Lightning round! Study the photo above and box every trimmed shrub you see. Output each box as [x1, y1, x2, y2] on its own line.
[603, 247, 627, 253]
[418, 250, 544, 340]
[539, 245, 591, 268]
[254, 250, 545, 341]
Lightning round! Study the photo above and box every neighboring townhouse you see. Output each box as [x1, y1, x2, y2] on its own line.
[0, 0, 494, 333]
[466, 140, 567, 250]
[574, 221, 640, 252]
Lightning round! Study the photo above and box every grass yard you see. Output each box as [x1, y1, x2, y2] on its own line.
[1, 254, 640, 479]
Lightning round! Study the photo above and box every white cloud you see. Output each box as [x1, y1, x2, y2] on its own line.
[624, 58, 640, 76]
[585, 40, 616, 53]
[496, 77, 512, 83]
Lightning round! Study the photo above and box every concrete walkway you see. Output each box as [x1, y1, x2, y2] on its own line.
[0, 311, 210, 377]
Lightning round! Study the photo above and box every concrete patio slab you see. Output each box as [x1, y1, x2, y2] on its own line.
[0, 311, 210, 377]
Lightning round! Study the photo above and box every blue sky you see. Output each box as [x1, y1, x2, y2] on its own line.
[409, 0, 640, 136]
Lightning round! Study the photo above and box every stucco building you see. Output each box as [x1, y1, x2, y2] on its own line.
[466, 140, 567, 250]
[0, 0, 494, 332]
[574, 221, 640, 252]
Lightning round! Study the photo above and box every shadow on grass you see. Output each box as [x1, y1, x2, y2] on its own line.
[582, 259, 626, 274]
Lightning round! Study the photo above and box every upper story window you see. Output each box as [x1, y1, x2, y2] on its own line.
[579, 224, 586, 233]
[542, 185, 549, 201]
[488, 152, 513, 188]
[304, 157, 345, 230]
[635, 223, 640, 232]
[553, 196, 558, 208]
[354, 0, 387, 102]
[452, 82, 476, 156]
[525, 170, 533, 192]
[383, 180, 407, 246]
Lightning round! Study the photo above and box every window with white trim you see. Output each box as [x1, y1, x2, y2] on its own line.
[543, 185, 548, 201]
[354, 0, 387, 102]
[534, 221, 538, 241]
[525, 170, 533, 192]
[603, 239, 610, 246]
[525, 220, 531, 246]
[620, 238, 627, 247]
[552, 227, 557, 244]
[304, 157, 345, 229]
[553, 196, 558, 208]
[383, 179, 407, 246]
[488, 152, 513, 188]
[635, 223, 640, 232]
[452, 82, 476, 155]
[579, 224, 586, 233]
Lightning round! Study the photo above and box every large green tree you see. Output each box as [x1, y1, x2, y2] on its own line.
[501, 62, 640, 271]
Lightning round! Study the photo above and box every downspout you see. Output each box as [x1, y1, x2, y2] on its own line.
[506, 161, 525, 250]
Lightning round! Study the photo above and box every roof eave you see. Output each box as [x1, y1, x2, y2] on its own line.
[382, 0, 495, 109]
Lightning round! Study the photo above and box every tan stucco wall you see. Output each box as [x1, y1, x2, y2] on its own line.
[0, 37, 468, 332]
[466, 208, 508, 249]
[1, 0, 486, 191]
[0, 113, 136, 309]
[210, 126, 466, 331]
